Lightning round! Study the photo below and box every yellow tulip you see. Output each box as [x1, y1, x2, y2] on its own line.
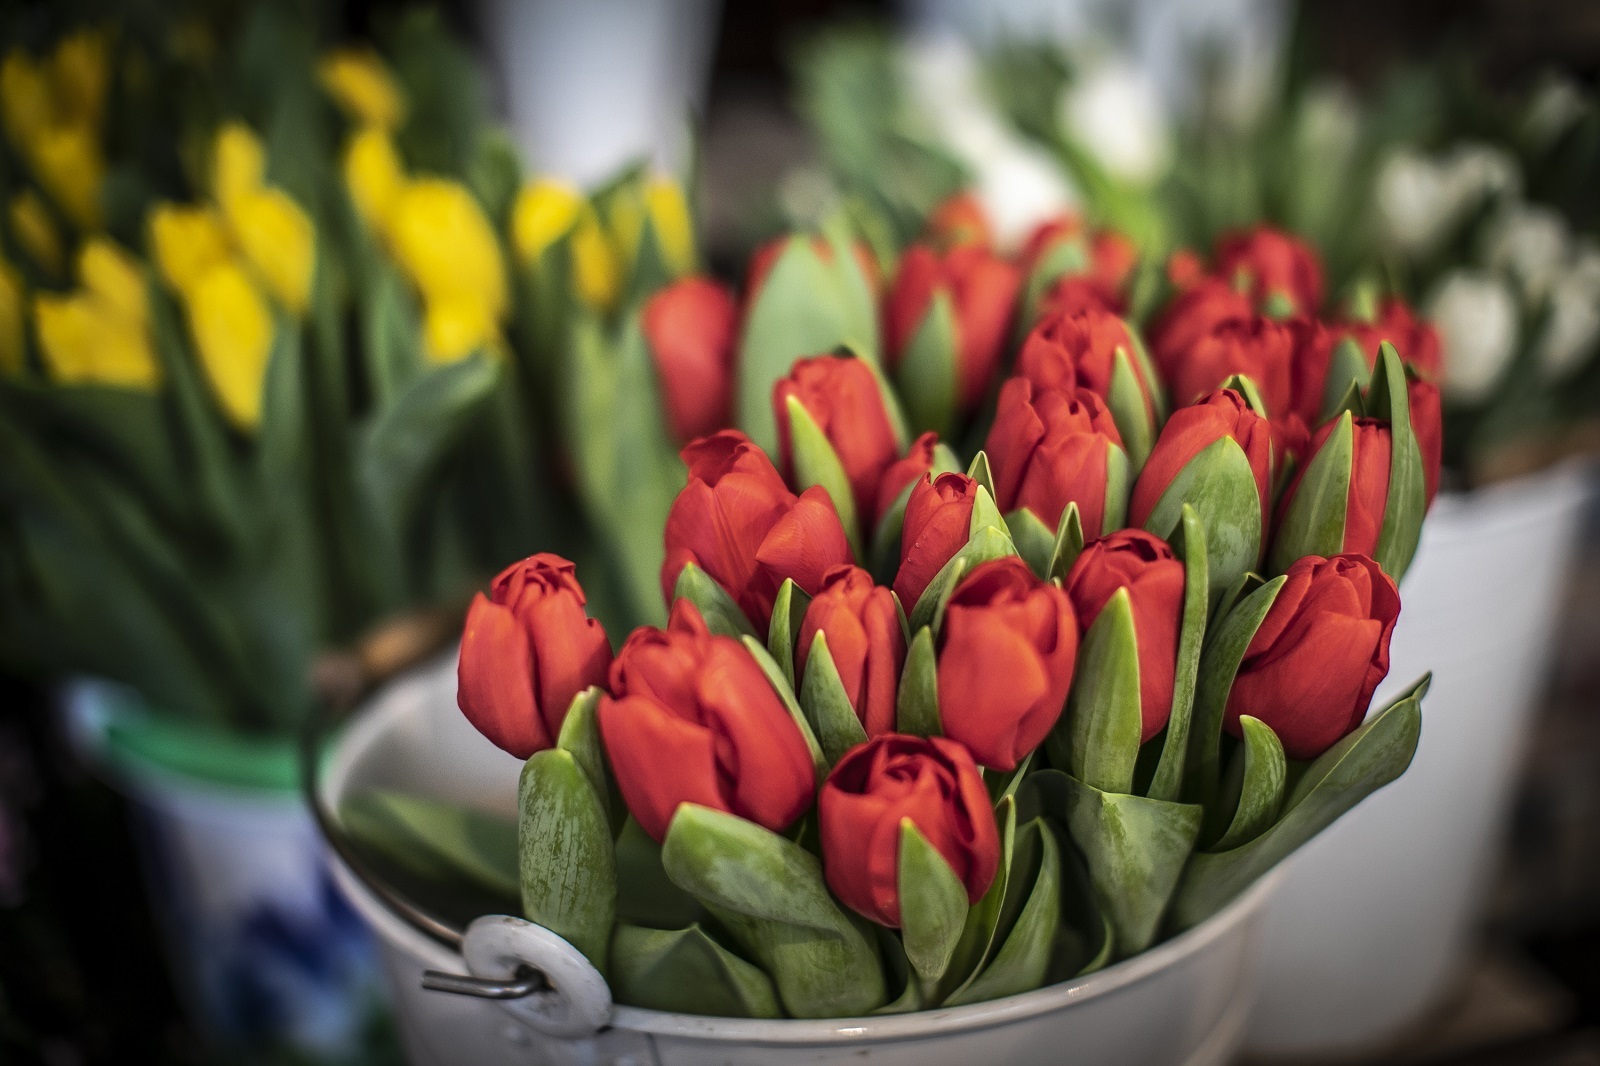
[30, 121, 104, 230]
[9, 191, 63, 277]
[185, 262, 274, 430]
[35, 292, 159, 390]
[0, 50, 50, 151]
[343, 127, 406, 235]
[609, 175, 695, 277]
[570, 213, 621, 312]
[213, 122, 265, 213]
[0, 258, 24, 376]
[77, 238, 147, 328]
[51, 30, 110, 130]
[224, 186, 316, 317]
[149, 203, 231, 295]
[389, 179, 506, 319]
[511, 179, 583, 263]
[318, 48, 406, 130]
[423, 294, 500, 364]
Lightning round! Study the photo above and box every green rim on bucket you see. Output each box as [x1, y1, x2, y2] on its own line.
[90, 686, 302, 794]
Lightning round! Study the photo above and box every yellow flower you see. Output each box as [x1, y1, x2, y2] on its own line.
[609, 175, 695, 277]
[511, 179, 583, 263]
[343, 127, 406, 235]
[185, 261, 274, 430]
[224, 186, 316, 316]
[213, 122, 265, 213]
[423, 294, 500, 364]
[389, 179, 506, 319]
[149, 203, 231, 295]
[318, 49, 405, 130]
[30, 121, 104, 230]
[0, 258, 24, 376]
[9, 191, 63, 277]
[50, 30, 110, 130]
[570, 213, 620, 312]
[0, 50, 50, 150]
[77, 238, 147, 328]
[34, 292, 158, 390]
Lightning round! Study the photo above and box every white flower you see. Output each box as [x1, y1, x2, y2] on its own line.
[1057, 57, 1170, 184]
[1295, 83, 1360, 163]
[1375, 143, 1520, 258]
[1483, 202, 1570, 301]
[1523, 74, 1586, 150]
[1536, 242, 1600, 379]
[1428, 270, 1520, 405]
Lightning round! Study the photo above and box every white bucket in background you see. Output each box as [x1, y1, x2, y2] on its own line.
[323, 654, 1280, 1066]
[1244, 460, 1596, 1057]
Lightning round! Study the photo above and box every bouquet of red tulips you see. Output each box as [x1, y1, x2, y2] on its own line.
[449, 214, 1434, 1018]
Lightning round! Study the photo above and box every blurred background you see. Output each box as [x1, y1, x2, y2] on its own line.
[1, 0, 1597, 1063]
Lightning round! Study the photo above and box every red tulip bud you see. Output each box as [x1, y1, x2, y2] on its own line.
[1130, 389, 1273, 539]
[754, 485, 856, 598]
[820, 734, 1000, 927]
[797, 566, 906, 738]
[1409, 377, 1442, 505]
[1213, 226, 1325, 315]
[874, 430, 940, 526]
[894, 471, 978, 610]
[1158, 314, 1296, 417]
[924, 192, 993, 250]
[885, 244, 1022, 413]
[774, 354, 901, 524]
[984, 377, 1127, 535]
[458, 553, 614, 758]
[641, 276, 738, 442]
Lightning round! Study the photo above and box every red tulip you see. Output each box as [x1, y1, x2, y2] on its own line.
[1129, 389, 1274, 538]
[1021, 217, 1137, 314]
[1015, 303, 1155, 422]
[458, 553, 614, 759]
[754, 484, 856, 598]
[1409, 377, 1442, 505]
[1213, 226, 1325, 315]
[1281, 416, 1394, 558]
[774, 354, 902, 525]
[894, 472, 978, 610]
[885, 244, 1022, 413]
[1159, 314, 1297, 417]
[599, 600, 817, 841]
[937, 557, 1077, 770]
[925, 192, 993, 249]
[1063, 530, 1185, 743]
[1148, 276, 1253, 369]
[984, 377, 1126, 534]
[1290, 299, 1443, 422]
[820, 734, 1000, 927]
[641, 276, 738, 442]
[797, 565, 906, 737]
[1224, 554, 1399, 760]
[874, 430, 940, 526]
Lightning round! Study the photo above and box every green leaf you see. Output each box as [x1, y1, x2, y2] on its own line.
[1319, 336, 1373, 422]
[1102, 444, 1131, 536]
[1268, 411, 1353, 574]
[609, 923, 781, 1018]
[614, 817, 705, 928]
[969, 483, 1006, 537]
[556, 687, 617, 830]
[898, 820, 970, 998]
[786, 394, 863, 557]
[1107, 349, 1155, 473]
[767, 578, 812, 689]
[1048, 501, 1086, 582]
[1211, 716, 1287, 850]
[1149, 506, 1208, 802]
[965, 450, 996, 500]
[1063, 589, 1144, 796]
[1142, 436, 1262, 602]
[1170, 678, 1427, 930]
[1185, 575, 1286, 809]
[361, 261, 424, 410]
[896, 291, 959, 437]
[674, 562, 758, 640]
[341, 789, 517, 900]
[1006, 508, 1056, 579]
[1372, 343, 1427, 581]
[1064, 775, 1202, 957]
[517, 749, 616, 972]
[741, 635, 829, 782]
[800, 631, 870, 765]
[661, 804, 887, 1018]
[896, 626, 942, 737]
[940, 796, 1016, 1001]
[944, 818, 1061, 1006]
[908, 523, 1017, 632]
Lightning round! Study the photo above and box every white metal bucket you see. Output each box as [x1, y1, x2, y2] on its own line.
[1244, 459, 1596, 1057]
[322, 654, 1282, 1066]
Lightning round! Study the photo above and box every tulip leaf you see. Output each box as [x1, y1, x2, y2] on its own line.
[518, 749, 617, 973]
[1218, 373, 1270, 418]
[1064, 775, 1202, 957]
[941, 796, 1016, 1001]
[786, 394, 863, 558]
[909, 523, 1016, 633]
[661, 803, 888, 1017]
[822, 220, 884, 362]
[1185, 574, 1285, 808]
[1268, 411, 1354, 574]
[1142, 436, 1262, 603]
[1372, 343, 1426, 581]
[557, 687, 620, 833]
[1319, 336, 1372, 422]
[854, 345, 912, 452]
[1016, 234, 1089, 330]
[1050, 839, 1114, 981]
[361, 260, 424, 409]
[1048, 501, 1086, 582]
[341, 789, 517, 901]
[1006, 507, 1056, 579]
[1149, 506, 1208, 803]
[800, 631, 870, 766]
[675, 562, 759, 641]
[897, 290, 959, 437]
[1211, 715, 1287, 850]
[871, 927, 925, 1014]
[945, 818, 1061, 1006]
[1102, 444, 1131, 536]
[1062, 589, 1144, 796]
[898, 820, 971, 998]
[1129, 331, 1169, 421]
[614, 816, 704, 928]
[969, 483, 1006, 537]
[1169, 677, 1427, 931]
[741, 635, 830, 782]
[966, 450, 996, 500]
[896, 626, 942, 738]
[608, 923, 782, 1018]
[1108, 348, 1155, 472]
[767, 578, 812, 688]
